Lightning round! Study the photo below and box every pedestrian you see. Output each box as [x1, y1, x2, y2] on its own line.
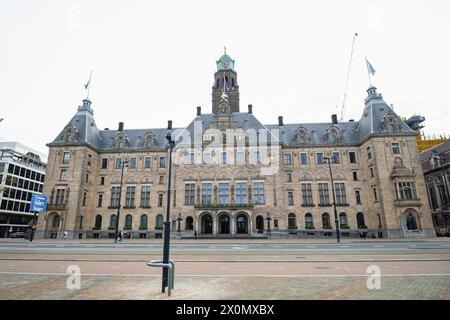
[194, 230, 197, 240]
[118, 230, 122, 241]
[63, 230, 68, 240]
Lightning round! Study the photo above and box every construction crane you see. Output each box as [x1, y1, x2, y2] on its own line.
[339, 33, 358, 122]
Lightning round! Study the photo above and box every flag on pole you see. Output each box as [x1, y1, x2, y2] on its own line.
[84, 72, 92, 90]
[366, 58, 376, 76]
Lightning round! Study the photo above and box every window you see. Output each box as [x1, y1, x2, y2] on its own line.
[288, 191, 294, 206]
[184, 183, 195, 206]
[221, 152, 228, 164]
[236, 152, 245, 165]
[110, 186, 120, 207]
[203, 153, 211, 165]
[301, 183, 313, 205]
[236, 182, 247, 204]
[339, 213, 348, 227]
[349, 151, 357, 163]
[366, 146, 372, 160]
[300, 152, 308, 165]
[97, 194, 103, 207]
[316, 153, 324, 164]
[125, 186, 135, 207]
[305, 213, 314, 229]
[254, 151, 262, 164]
[373, 187, 378, 201]
[158, 193, 163, 207]
[115, 158, 122, 169]
[395, 182, 417, 200]
[141, 186, 151, 207]
[59, 169, 68, 181]
[322, 213, 331, 229]
[129, 157, 137, 169]
[286, 172, 292, 182]
[370, 167, 374, 177]
[288, 213, 297, 229]
[274, 219, 279, 228]
[100, 176, 105, 185]
[155, 214, 163, 229]
[82, 192, 87, 206]
[110, 215, 117, 228]
[253, 182, 265, 205]
[125, 214, 132, 229]
[85, 174, 89, 183]
[159, 157, 166, 168]
[332, 152, 340, 164]
[55, 189, 65, 205]
[219, 183, 230, 204]
[101, 158, 108, 169]
[144, 157, 152, 168]
[94, 215, 102, 228]
[353, 172, 358, 181]
[406, 213, 418, 230]
[159, 175, 164, 185]
[62, 152, 70, 164]
[186, 152, 195, 165]
[356, 212, 366, 228]
[201, 183, 213, 205]
[87, 154, 92, 166]
[334, 183, 347, 205]
[140, 214, 148, 229]
[355, 190, 362, 205]
[318, 183, 329, 205]
[391, 143, 400, 155]
[185, 217, 193, 230]
[283, 153, 292, 165]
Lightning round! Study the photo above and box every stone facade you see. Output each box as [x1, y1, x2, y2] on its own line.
[36, 52, 435, 239]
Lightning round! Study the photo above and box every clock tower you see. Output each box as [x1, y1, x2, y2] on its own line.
[212, 48, 240, 113]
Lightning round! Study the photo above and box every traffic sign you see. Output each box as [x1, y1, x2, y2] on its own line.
[30, 194, 48, 213]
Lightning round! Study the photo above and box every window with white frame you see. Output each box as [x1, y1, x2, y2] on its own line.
[253, 181, 265, 205]
[334, 183, 347, 205]
[316, 152, 324, 164]
[184, 183, 195, 205]
[301, 183, 313, 205]
[391, 143, 401, 155]
[284, 153, 292, 165]
[300, 152, 308, 165]
[236, 151, 245, 165]
[140, 185, 151, 207]
[318, 183, 329, 205]
[236, 182, 247, 204]
[201, 183, 213, 204]
[219, 182, 230, 204]
[395, 181, 417, 200]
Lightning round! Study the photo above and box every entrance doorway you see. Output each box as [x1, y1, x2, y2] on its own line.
[256, 215, 264, 233]
[219, 214, 230, 234]
[236, 214, 248, 234]
[201, 214, 213, 234]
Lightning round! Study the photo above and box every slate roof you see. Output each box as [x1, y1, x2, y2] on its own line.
[49, 87, 415, 151]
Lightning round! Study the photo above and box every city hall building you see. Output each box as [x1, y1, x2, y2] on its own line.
[37, 52, 435, 239]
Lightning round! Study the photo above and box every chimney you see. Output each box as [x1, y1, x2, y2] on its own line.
[118, 122, 124, 132]
[197, 106, 201, 116]
[331, 114, 338, 125]
[349, 119, 354, 122]
[278, 116, 284, 126]
[248, 104, 253, 114]
[104, 128, 109, 130]
[167, 120, 173, 130]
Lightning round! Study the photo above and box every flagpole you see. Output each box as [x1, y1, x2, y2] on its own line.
[365, 57, 372, 87]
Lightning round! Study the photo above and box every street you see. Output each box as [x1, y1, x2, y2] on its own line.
[1, 239, 449, 299]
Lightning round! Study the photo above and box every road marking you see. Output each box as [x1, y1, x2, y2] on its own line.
[307, 246, 316, 248]
[373, 245, 384, 248]
[339, 246, 349, 248]
[441, 245, 450, 247]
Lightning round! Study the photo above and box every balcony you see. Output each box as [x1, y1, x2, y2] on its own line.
[194, 203, 254, 210]
[394, 198, 422, 207]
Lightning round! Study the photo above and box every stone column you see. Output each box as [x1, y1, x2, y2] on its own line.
[213, 213, 218, 235]
[231, 212, 236, 235]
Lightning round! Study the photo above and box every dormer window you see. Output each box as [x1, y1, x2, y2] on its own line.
[326, 126, 340, 144]
[143, 132, 157, 149]
[293, 127, 310, 144]
[115, 133, 128, 149]
[383, 114, 398, 133]
[63, 125, 78, 143]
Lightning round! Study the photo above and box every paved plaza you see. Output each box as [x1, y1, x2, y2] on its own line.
[1, 238, 450, 299]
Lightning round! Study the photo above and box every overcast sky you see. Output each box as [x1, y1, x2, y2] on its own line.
[1, 0, 449, 155]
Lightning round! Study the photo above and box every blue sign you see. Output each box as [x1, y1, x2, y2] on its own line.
[30, 194, 48, 213]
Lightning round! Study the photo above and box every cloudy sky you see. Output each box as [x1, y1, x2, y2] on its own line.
[1, 0, 449, 155]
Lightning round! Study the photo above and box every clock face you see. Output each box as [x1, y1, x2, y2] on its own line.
[221, 59, 230, 68]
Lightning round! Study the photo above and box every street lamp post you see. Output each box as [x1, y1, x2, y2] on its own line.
[265, 213, 272, 238]
[324, 156, 340, 243]
[162, 120, 175, 293]
[115, 158, 129, 244]
[177, 213, 182, 238]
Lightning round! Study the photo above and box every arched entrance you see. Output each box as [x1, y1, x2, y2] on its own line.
[256, 215, 264, 233]
[218, 213, 230, 234]
[201, 213, 213, 234]
[46, 213, 60, 238]
[236, 213, 248, 234]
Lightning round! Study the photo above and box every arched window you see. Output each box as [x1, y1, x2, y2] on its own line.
[110, 214, 117, 228]
[288, 213, 297, 229]
[305, 213, 314, 229]
[52, 215, 60, 228]
[339, 213, 348, 227]
[322, 213, 330, 229]
[377, 213, 382, 229]
[388, 123, 396, 133]
[216, 78, 219, 88]
[406, 213, 418, 230]
[356, 212, 366, 228]
[125, 214, 132, 229]
[156, 214, 164, 229]
[185, 216, 193, 230]
[94, 215, 102, 228]
[140, 214, 148, 229]
[232, 78, 235, 87]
